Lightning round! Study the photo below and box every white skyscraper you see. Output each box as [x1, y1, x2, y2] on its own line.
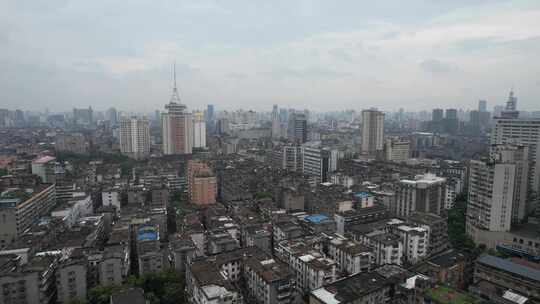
[492, 116, 540, 213]
[162, 64, 193, 155]
[489, 144, 529, 223]
[467, 160, 515, 235]
[395, 173, 446, 217]
[361, 109, 385, 157]
[119, 117, 150, 159]
[193, 111, 206, 149]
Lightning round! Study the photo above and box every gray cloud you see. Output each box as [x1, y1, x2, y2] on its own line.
[0, 0, 540, 112]
[328, 48, 354, 63]
[420, 59, 460, 74]
[263, 67, 354, 80]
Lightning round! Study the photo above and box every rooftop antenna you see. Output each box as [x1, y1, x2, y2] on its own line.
[169, 61, 182, 104]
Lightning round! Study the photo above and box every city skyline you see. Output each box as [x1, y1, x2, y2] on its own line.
[2, 1, 540, 112]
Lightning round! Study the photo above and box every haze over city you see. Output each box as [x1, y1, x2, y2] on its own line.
[2, 0, 540, 112]
[2, 2, 540, 304]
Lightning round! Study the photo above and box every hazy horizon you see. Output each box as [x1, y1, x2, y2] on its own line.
[2, 0, 540, 112]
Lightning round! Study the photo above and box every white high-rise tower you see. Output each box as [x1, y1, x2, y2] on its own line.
[162, 64, 193, 155]
[193, 111, 206, 149]
[119, 117, 150, 159]
[361, 109, 385, 157]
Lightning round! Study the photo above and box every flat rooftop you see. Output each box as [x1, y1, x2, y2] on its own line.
[311, 271, 388, 303]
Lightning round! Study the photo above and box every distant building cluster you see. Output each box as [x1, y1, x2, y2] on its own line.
[2, 83, 540, 304]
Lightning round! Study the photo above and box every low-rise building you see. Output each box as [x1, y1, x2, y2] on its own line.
[310, 271, 391, 304]
[472, 255, 540, 302]
[169, 238, 197, 273]
[412, 249, 467, 289]
[334, 204, 389, 235]
[102, 189, 121, 213]
[0, 255, 58, 304]
[207, 230, 240, 255]
[272, 221, 304, 249]
[327, 234, 373, 275]
[276, 238, 337, 295]
[244, 256, 296, 304]
[55, 132, 88, 154]
[359, 232, 403, 266]
[407, 212, 448, 255]
[51, 193, 93, 228]
[393, 224, 428, 264]
[298, 214, 336, 234]
[31, 156, 56, 183]
[0, 184, 56, 248]
[136, 224, 165, 275]
[242, 225, 272, 255]
[186, 259, 244, 304]
[56, 250, 88, 303]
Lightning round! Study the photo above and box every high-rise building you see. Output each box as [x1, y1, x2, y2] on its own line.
[187, 161, 216, 205]
[361, 109, 384, 157]
[490, 144, 529, 223]
[206, 105, 214, 123]
[73, 107, 93, 125]
[272, 144, 302, 172]
[444, 109, 459, 134]
[491, 117, 540, 208]
[432, 109, 444, 122]
[445, 109, 457, 120]
[31, 156, 56, 184]
[385, 137, 410, 162]
[162, 65, 193, 155]
[193, 111, 206, 149]
[279, 108, 288, 123]
[206, 104, 215, 134]
[55, 132, 88, 154]
[271, 104, 281, 139]
[107, 107, 118, 125]
[395, 173, 446, 217]
[501, 90, 519, 119]
[466, 145, 531, 247]
[467, 159, 516, 240]
[119, 117, 150, 159]
[493, 105, 504, 117]
[478, 100, 487, 112]
[287, 112, 307, 143]
[302, 143, 338, 185]
[470, 110, 480, 127]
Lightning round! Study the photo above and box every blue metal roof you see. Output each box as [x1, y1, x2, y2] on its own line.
[478, 254, 540, 282]
[354, 192, 371, 199]
[305, 214, 329, 223]
[137, 226, 158, 241]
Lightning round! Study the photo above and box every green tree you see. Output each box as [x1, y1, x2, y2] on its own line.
[88, 270, 185, 304]
[254, 191, 272, 200]
[88, 284, 124, 304]
[448, 195, 475, 250]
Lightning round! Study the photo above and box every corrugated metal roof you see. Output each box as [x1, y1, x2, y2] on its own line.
[478, 254, 540, 282]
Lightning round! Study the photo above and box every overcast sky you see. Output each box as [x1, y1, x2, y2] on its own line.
[1, 0, 540, 113]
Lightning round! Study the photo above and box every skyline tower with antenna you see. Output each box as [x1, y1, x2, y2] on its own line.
[501, 89, 519, 119]
[162, 63, 193, 155]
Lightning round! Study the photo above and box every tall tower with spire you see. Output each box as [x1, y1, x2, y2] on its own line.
[162, 63, 193, 155]
[501, 89, 519, 119]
